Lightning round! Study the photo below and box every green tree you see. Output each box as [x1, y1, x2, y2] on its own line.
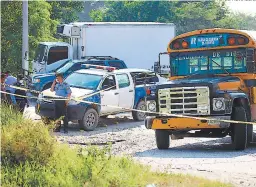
[1, 1, 57, 73]
[90, 1, 176, 22]
[1, 0, 83, 74]
[89, 1, 256, 35]
[47, 1, 83, 24]
[1, 1, 23, 72]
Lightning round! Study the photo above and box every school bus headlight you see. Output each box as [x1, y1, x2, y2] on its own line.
[213, 98, 225, 111]
[147, 101, 156, 112]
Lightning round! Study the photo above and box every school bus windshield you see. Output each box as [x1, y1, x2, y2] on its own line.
[170, 48, 247, 76]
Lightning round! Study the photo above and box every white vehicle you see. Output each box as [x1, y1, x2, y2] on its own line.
[32, 22, 175, 73]
[36, 65, 167, 131]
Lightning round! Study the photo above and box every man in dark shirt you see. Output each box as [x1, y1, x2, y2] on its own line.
[50, 73, 72, 133]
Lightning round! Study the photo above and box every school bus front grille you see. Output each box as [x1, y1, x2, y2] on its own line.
[158, 86, 210, 115]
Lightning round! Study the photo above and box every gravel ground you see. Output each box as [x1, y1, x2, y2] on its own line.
[24, 104, 256, 187]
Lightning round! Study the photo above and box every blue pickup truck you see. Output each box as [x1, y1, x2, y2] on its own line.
[30, 56, 127, 92]
[36, 66, 167, 131]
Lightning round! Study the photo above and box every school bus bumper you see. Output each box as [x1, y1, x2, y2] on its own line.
[145, 116, 231, 130]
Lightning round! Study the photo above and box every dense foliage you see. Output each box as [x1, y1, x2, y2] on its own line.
[90, 1, 256, 34]
[1, 0, 83, 74]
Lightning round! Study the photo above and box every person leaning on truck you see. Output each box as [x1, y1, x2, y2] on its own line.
[50, 73, 72, 133]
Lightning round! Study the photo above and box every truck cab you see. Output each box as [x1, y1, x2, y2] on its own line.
[33, 42, 72, 74]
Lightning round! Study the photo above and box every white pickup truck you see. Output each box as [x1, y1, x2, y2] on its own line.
[36, 65, 167, 131]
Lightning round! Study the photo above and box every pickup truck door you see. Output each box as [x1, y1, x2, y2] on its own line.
[100, 75, 119, 115]
[116, 73, 134, 110]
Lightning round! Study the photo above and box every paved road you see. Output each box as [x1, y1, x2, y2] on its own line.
[23, 102, 256, 187]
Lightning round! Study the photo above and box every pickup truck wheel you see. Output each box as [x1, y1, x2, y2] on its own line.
[155, 130, 170, 149]
[232, 106, 247, 150]
[132, 100, 146, 121]
[80, 108, 99, 131]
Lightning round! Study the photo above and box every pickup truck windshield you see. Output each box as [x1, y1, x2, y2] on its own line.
[170, 49, 247, 76]
[65, 72, 102, 90]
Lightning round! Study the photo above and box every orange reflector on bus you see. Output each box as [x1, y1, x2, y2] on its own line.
[238, 37, 245, 45]
[146, 89, 151, 95]
[173, 42, 180, 49]
[182, 41, 189, 48]
[228, 37, 236, 45]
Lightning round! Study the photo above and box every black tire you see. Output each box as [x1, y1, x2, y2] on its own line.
[231, 134, 234, 143]
[232, 107, 247, 150]
[79, 108, 99, 131]
[247, 124, 253, 144]
[155, 130, 170, 149]
[132, 100, 146, 121]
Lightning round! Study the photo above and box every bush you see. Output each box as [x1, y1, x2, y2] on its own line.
[0, 103, 24, 127]
[1, 105, 232, 187]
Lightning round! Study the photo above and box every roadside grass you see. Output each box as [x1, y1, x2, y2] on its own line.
[1, 104, 232, 187]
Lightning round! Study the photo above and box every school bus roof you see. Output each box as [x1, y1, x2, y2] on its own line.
[167, 28, 256, 53]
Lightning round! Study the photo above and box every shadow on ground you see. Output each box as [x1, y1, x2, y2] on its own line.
[135, 135, 256, 159]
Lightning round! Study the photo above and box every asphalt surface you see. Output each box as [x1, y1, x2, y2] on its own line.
[24, 99, 256, 187]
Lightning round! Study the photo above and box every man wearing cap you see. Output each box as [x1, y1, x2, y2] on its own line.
[50, 73, 72, 133]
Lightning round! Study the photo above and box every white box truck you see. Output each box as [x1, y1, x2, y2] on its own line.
[32, 22, 175, 74]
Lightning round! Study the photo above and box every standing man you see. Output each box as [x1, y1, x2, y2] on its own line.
[5, 71, 17, 105]
[50, 73, 72, 133]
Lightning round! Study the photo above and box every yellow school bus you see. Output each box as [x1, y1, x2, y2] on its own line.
[145, 28, 256, 150]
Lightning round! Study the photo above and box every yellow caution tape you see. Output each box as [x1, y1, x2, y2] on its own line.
[1, 88, 256, 126]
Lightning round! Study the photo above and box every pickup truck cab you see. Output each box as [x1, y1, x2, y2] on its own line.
[36, 65, 167, 131]
[30, 56, 127, 92]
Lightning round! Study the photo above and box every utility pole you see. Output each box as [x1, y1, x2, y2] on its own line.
[22, 1, 29, 74]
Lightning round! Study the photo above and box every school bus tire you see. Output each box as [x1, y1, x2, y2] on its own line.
[155, 130, 170, 150]
[232, 106, 247, 150]
[247, 124, 253, 144]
